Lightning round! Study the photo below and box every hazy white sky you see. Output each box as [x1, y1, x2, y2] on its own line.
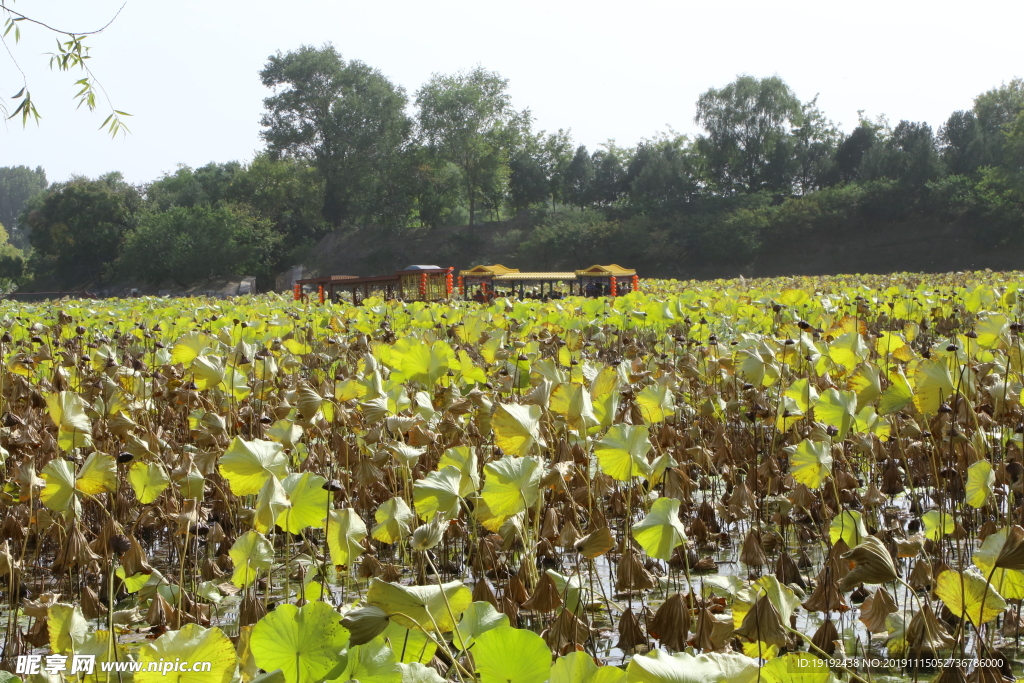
[2, 0, 1022, 185]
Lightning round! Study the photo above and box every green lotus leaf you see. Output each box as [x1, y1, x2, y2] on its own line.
[326, 507, 368, 567]
[251, 601, 349, 683]
[366, 579, 471, 633]
[219, 437, 289, 496]
[632, 497, 688, 561]
[472, 626, 550, 683]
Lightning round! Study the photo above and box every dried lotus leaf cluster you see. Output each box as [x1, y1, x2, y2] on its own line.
[0, 271, 1022, 680]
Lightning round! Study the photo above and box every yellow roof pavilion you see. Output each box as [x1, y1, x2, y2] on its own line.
[574, 264, 636, 277]
[459, 264, 520, 277]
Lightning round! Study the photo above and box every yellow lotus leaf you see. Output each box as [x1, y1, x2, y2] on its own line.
[935, 567, 1007, 626]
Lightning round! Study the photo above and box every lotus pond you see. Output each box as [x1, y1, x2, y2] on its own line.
[3, 271, 1024, 683]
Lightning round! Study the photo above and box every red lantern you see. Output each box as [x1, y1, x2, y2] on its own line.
[293, 284, 301, 301]
[446, 268, 454, 297]
[318, 285, 325, 303]
[632, 275, 639, 292]
[419, 272, 428, 300]
[610, 276, 617, 297]
[458, 275, 465, 297]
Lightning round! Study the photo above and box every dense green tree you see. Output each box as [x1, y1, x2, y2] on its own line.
[416, 67, 526, 225]
[25, 173, 141, 286]
[541, 130, 574, 210]
[939, 111, 985, 176]
[509, 149, 549, 213]
[226, 155, 327, 252]
[564, 146, 596, 209]
[590, 148, 626, 206]
[973, 78, 1024, 166]
[834, 122, 880, 183]
[627, 135, 699, 210]
[260, 45, 413, 228]
[863, 121, 941, 191]
[694, 75, 802, 194]
[118, 205, 281, 286]
[791, 98, 841, 193]
[0, 165, 47, 248]
[146, 162, 243, 211]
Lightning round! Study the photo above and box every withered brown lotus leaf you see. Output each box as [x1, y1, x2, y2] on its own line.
[557, 521, 580, 549]
[881, 460, 905, 496]
[810, 618, 840, 655]
[616, 548, 656, 592]
[896, 534, 925, 558]
[499, 597, 520, 628]
[507, 575, 530, 605]
[862, 484, 887, 508]
[802, 570, 849, 613]
[840, 536, 898, 590]
[908, 558, 933, 590]
[649, 593, 690, 651]
[834, 469, 859, 491]
[543, 608, 590, 651]
[522, 572, 562, 613]
[740, 527, 768, 567]
[122, 537, 154, 576]
[201, 557, 225, 581]
[615, 607, 647, 651]
[734, 595, 788, 648]
[859, 587, 898, 634]
[81, 585, 106, 621]
[146, 592, 175, 628]
[25, 616, 49, 648]
[790, 484, 817, 510]
[995, 525, 1024, 570]
[979, 520, 998, 542]
[540, 508, 560, 541]
[381, 563, 401, 583]
[933, 667, 962, 683]
[575, 527, 614, 559]
[692, 556, 717, 573]
[472, 578, 499, 609]
[238, 590, 266, 628]
[775, 550, 806, 589]
[358, 554, 383, 579]
[906, 603, 954, 653]
[55, 526, 100, 572]
[818, 538, 851, 583]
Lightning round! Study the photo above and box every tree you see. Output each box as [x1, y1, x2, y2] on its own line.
[25, 173, 140, 286]
[0, 165, 47, 248]
[694, 75, 802, 194]
[260, 45, 413, 228]
[0, 2, 129, 134]
[973, 78, 1024, 167]
[118, 205, 281, 287]
[863, 120, 941, 191]
[564, 145, 595, 209]
[541, 130, 574, 211]
[791, 97, 841, 193]
[834, 120, 880, 183]
[416, 66, 526, 226]
[146, 162, 243, 211]
[627, 135, 699, 210]
[939, 111, 984, 176]
[508, 149, 549, 213]
[590, 147, 626, 206]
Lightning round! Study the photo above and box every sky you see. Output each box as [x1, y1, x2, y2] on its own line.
[2, 0, 1022, 185]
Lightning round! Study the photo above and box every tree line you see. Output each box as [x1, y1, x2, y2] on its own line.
[1, 44, 1022, 289]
